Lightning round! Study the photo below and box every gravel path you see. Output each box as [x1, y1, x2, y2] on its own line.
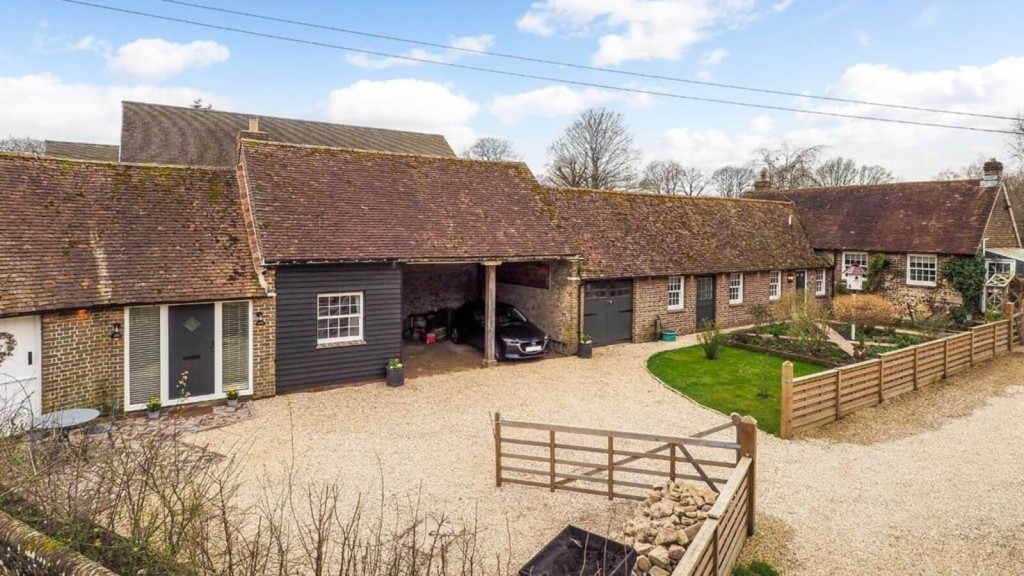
[197, 343, 1024, 574]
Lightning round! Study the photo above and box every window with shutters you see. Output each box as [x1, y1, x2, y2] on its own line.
[128, 306, 161, 406]
[222, 301, 250, 391]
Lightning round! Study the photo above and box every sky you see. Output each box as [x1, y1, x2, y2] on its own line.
[1, 0, 1023, 181]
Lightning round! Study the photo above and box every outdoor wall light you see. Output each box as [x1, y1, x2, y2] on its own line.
[786, 273, 796, 283]
[110, 322, 123, 339]
[255, 311, 266, 326]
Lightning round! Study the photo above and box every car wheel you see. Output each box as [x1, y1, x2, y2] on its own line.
[495, 342, 506, 361]
[450, 327, 462, 344]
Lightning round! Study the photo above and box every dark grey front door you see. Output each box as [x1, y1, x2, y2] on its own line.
[794, 271, 806, 292]
[168, 304, 215, 399]
[584, 281, 633, 347]
[696, 276, 716, 329]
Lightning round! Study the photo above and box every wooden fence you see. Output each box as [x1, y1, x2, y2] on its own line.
[781, 313, 1021, 438]
[494, 413, 757, 576]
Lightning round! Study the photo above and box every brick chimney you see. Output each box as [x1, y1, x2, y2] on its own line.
[981, 158, 1003, 187]
[236, 117, 269, 163]
[753, 168, 771, 191]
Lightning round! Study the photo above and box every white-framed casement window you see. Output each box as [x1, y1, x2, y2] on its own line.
[769, 270, 782, 300]
[815, 269, 827, 296]
[986, 259, 1015, 280]
[729, 273, 744, 304]
[667, 276, 685, 310]
[317, 292, 364, 344]
[906, 254, 938, 287]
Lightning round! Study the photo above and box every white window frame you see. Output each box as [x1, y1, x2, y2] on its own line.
[729, 272, 744, 304]
[906, 254, 938, 287]
[123, 300, 254, 412]
[667, 276, 685, 310]
[769, 270, 781, 300]
[986, 258, 1015, 279]
[317, 292, 364, 345]
[815, 269, 827, 296]
[842, 251, 868, 274]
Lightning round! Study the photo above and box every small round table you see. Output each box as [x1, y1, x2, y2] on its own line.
[33, 408, 101, 442]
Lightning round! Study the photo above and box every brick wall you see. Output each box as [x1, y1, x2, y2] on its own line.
[498, 260, 580, 353]
[985, 188, 1020, 248]
[402, 264, 479, 318]
[833, 251, 962, 317]
[253, 271, 276, 399]
[631, 268, 831, 342]
[41, 307, 124, 412]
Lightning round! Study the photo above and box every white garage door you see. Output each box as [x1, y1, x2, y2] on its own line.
[0, 315, 42, 431]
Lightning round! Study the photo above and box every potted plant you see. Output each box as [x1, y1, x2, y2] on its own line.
[578, 334, 593, 359]
[145, 397, 161, 420]
[386, 358, 405, 387]
[225, 386, 240, 408]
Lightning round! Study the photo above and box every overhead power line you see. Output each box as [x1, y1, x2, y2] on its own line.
[61, 0, 1018, 135]
[156, 0, 1018, 123]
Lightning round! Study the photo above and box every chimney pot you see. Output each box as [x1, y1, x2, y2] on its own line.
[981, 158, 1003, 187]
[248, 117, 260, 132]
[753, 168, 771, 191]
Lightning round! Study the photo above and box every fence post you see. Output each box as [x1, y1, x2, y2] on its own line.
[1004, 303, 1016, 351]
[780, 362, 794, 439]
[943, 338, 950, 377]
[877, 357, 885, 403]
[494, 412, 502, 487]
[737, 415, 758, 536]
[912, 346, 919, 390]
[607, 436, 614, 500]
[835, 370, 843, 419]
[970, 329, 976, 366]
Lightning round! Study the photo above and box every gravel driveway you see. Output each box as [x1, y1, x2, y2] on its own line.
[198, 342, 1024, 574]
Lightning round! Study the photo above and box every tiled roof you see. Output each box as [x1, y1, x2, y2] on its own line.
[239, 140, 577, 264]
[746, 181, 999, 255]
[120, 101, 455, 166]
[44, 140, 119, 162]
[0, 153, 263, 316]
[539, 187, 826, 279]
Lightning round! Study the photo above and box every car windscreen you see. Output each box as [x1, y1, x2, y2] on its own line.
[497, 307, 527, 325]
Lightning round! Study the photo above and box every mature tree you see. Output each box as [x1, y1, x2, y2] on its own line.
[755, 143, 826, 189]
[1010, 113, 1024, 169]
[190, 98, 213, 110]
[544, 107, 641, 189]
[639, 160, 708, 195]
[460, 137, 521, 162]
[814, 156, 895, 186]
[935, 159, 985, 181]
[0, 136, 44, 155]
[710, 164, 756, 198]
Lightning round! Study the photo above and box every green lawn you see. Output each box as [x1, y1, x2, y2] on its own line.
[647, 345, 828, 436]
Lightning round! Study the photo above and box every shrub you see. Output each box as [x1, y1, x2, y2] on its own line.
[733, 561, 780, 576]
[697, 319, 724, 360]
[771, 292, 831, 352]
[832, 294, 897, 328]
[949, 305, 970, 327]
[984, 307, 1006, 323]
[866, 254, 893, 291]
[764, 322, 788, 338]
[834, 280, 850, 296]
[748, 304, 771, 330]
[942, 256, 986, 310]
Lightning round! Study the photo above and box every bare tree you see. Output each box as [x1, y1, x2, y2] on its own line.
[710, 164, 756, 198]
[639, 160, 708, 195]
[1009, 113, 1024, 169]
[460, 137, 521, 162]
[814, 156, 894, 186]
[935, 159, 985, 181]
[755, 143, 827, 189]
[0, 136, 44, 155]
[544, 107, 640, 189]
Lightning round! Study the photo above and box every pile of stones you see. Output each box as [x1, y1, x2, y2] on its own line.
[612, 480, 717, 576]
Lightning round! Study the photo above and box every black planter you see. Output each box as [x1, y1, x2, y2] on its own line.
[520, 525, 634, 576]
[577, 343, 593, 359]
[386, 368, 405, 387]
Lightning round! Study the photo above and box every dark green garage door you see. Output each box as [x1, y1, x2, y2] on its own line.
[584, 281, 633, 346]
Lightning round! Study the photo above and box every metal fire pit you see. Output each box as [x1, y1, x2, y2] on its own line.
[519, 525, 636, 576]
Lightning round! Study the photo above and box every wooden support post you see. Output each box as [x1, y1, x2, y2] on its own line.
[737, 415, 758, 536]
[494, 412, 502, 487]
[780, 362, 794, 439]
[549, 430, 556, 492]
[835, 370, 843, 419]
[669, 443, 677, 481]
[912, 346, 919, 390]
[483, 262, 499, 366]
[607, 436, 614, 500]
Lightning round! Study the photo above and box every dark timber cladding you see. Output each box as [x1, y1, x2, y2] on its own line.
[275, 264, 401, 390]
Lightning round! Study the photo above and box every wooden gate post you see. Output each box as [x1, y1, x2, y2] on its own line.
[780, 362, 794, 439]
[737, 415, 758, 536]
[494, 411, 502, 487]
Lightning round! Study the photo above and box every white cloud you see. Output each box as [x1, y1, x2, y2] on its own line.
[913, 3, 942, 29]
[855, 30, 871, 47]
[489, 84, 653, 124]
[516, 0, 755, 66]
[771, 0, 795, 12]
[346, 34, 493, 70]
[697, 48, 730, 80]
[0, 73, 225, 142]
[106, 38, 230, 82]
[66, 35, 111, 54]
[322, 79, 479, 151]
